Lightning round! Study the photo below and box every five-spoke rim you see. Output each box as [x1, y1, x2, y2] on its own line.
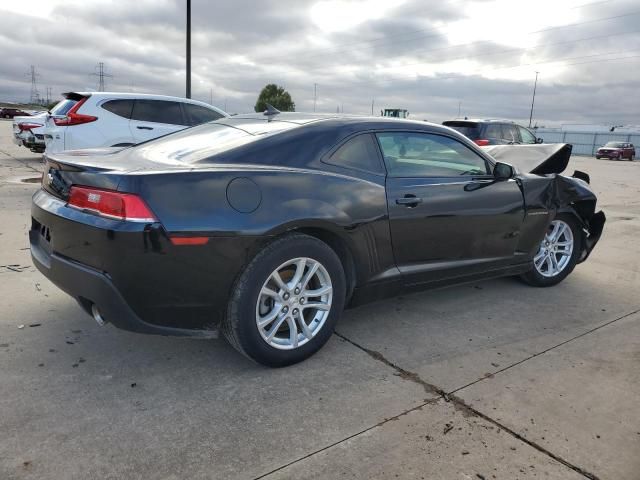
[534, 219, 574, 278]
[256, 257, 333, 350]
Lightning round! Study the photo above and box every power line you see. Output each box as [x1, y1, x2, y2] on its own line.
[25, 65, 40, 104]
[90, 62, 113, 91]
[248, 27, 640, 88]
[251, 7, 638, 67]
[319, 49, 640, 91]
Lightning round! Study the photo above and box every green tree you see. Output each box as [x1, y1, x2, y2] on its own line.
[254, 84, 295, 112]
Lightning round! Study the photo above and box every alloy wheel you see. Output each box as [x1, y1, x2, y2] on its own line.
[534, 219, 574, 278]
[256, 257, 333, 350]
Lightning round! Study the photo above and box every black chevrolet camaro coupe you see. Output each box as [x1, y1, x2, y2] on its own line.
[30, 112, 605, 366]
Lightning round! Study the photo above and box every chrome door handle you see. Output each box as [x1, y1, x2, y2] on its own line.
[395, 195, 423, 206]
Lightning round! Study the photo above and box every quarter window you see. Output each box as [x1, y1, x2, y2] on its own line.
[328, 134, 384, 174]
[518, 126, 536, 144]
[102, 99, 134, 119]
[376, 132, 489, 177]
[131, 100, 186, 125]
[183, 104, 224, 126]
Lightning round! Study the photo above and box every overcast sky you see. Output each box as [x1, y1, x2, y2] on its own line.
[1, 0, 639, 126]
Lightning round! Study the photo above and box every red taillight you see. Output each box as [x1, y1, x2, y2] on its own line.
[68, 186, 157, 222]
[474, 139, 490, 146]
[18, 123, 42, 132]
[53, 97, 97, 126]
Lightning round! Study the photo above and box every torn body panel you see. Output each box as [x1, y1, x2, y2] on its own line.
[485, 144, 605, 263]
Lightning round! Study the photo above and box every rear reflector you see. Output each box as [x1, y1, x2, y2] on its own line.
[18, 123, 42, 132]
[474, 139, 490, 146]
[53, 97, 97, 126]
[169, 236, 209, 246]
[68, 186, 157, 222]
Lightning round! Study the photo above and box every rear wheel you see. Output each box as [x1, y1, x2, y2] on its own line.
[520, 214, 582, 287]
[223, 233, 346, 367]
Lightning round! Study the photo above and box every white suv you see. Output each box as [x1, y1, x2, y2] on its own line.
[44, 92, 228, 153]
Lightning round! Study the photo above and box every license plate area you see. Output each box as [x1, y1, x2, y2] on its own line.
[31, 218, 53, 257]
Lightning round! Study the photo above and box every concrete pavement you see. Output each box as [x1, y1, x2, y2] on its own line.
[0, 120, 638, 479]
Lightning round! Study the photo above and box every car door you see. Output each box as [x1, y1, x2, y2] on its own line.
[99, 99, 136, 145]
[377, 131, 525, 285]
[129, 100, 188, 143]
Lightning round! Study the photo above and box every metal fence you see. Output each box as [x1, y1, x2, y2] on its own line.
[534, 129, 640, 156]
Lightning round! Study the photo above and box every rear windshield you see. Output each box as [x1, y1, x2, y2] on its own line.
[50, 99, 79, 115]
[443, 121, 480, 140]
[133, 123, 256, 164]
[604, 142, 625, 148]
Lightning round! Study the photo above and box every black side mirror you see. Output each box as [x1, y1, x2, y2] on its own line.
[494, 162, 514, 180]
[536, 137, 544, 144]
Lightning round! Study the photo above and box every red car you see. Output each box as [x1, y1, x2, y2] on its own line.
[0, 107, 31, 119]
[596, 142, 635, 160]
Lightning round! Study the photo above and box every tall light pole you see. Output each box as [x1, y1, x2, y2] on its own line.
[528, 71, 539, 128]
[313, 83, 317, 112]
[186, 0, 191, 99]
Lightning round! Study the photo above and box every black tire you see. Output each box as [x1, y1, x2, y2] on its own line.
[520, 213, 582, 287]
[222, 233, 346, 367]
[3, 114, 10, 119]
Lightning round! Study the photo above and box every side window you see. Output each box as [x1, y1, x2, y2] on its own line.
[327, 134, 384, 174]
[376, 132, 489, 177]
[131, 100, 186, 125]
[184, 104, 224, 126]
[502, 124, 519, 143]
[101, 99, 134, 119]
[518, 126, 536, 144]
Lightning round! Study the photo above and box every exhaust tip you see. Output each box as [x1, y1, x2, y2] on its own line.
[91, 304, 107, 326]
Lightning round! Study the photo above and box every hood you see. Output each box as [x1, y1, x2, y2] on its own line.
[481, 143, 572, 175]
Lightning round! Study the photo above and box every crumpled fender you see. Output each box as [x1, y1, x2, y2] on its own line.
[518, 170, 605, 263]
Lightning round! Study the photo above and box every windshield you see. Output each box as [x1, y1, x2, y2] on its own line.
[443, 122, 480, 140]
[604, 142, 625, 148]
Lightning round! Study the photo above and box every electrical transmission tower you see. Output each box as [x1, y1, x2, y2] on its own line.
[26, 65, 40, 104]
[91, 62, 113, 91]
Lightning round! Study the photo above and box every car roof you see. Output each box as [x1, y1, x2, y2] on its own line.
[444, 118, 519, 124]
[226, 112, 443, 129]
[63, 92, 228, 115]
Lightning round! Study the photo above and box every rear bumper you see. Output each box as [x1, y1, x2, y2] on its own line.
[30, 236, 218, 338]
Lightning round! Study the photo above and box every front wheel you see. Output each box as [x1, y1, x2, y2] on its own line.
[520, 214, 582, 287]
[223, 233, 346, 367]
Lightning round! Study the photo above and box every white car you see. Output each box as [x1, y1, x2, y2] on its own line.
[12, 113, 47, 153]
[44, 92, 228, 153]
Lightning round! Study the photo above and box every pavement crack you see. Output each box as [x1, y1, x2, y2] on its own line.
[334, 331, 445, 398]
[333, 330, 603, 480]
[252, 398, 437, 480]
[449, 307, 640, 396]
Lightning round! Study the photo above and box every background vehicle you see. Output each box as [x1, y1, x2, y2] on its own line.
[381, 108, 409, 118]
[30, 114, 604, 367]
[1, 107, 31, 119]
[44, 92, 228, 153]
[595, 141, 635, 160]
[12, 113, 47, 153]
[443, 119, 543, 146]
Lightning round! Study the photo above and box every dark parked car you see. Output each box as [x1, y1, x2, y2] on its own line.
[1, 107, 31, 119]
[595, 141, 635, 160]
[30, 113, 605, 366]
[443, 119, 542, 146]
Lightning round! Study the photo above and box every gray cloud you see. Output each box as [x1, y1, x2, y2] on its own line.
[0, 0, 638, 125]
